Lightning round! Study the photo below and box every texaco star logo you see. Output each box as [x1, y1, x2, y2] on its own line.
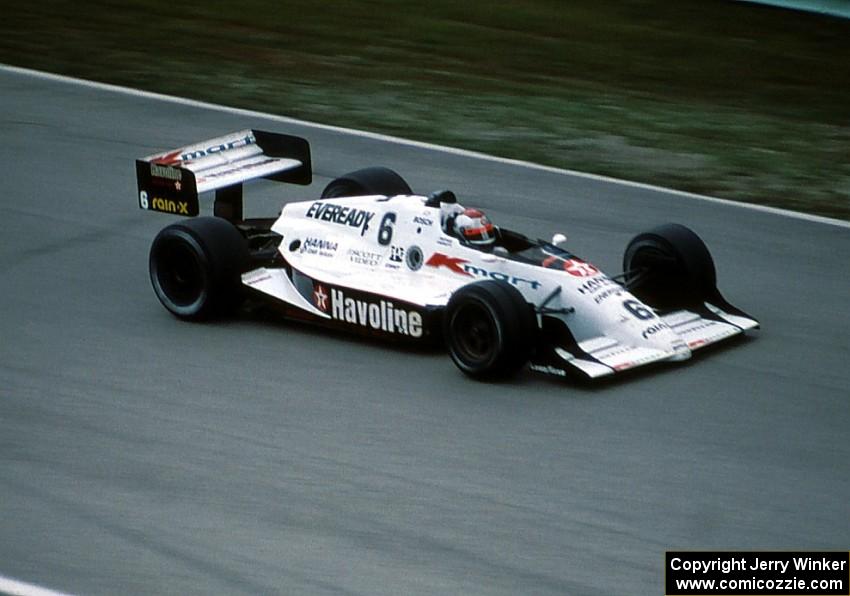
[563, 259, 599, 277]
[542, 255, 599, 277]
[313, 284, 329, 311]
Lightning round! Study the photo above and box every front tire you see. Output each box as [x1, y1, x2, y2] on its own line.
[149, 217, 248, 320]
[623, 223, 717, 309]
[444, 280, 537, 380]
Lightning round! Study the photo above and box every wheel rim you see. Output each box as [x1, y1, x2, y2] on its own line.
[450, 300, 499, 365]
[153, 237, 206, 307]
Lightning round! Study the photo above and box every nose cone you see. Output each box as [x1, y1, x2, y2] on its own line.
[668, 339, 692, 361]
[639, 322, 691, 361]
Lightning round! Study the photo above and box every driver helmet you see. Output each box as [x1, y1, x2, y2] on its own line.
[453, 207, 497, 247]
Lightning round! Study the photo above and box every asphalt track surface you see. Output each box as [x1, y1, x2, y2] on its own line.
[1, 67, 848, 596]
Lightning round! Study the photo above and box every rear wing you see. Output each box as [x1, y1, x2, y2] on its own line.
[135, 129, 311, 220]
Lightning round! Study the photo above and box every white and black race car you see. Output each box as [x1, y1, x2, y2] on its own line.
[136, 129, 758, 380]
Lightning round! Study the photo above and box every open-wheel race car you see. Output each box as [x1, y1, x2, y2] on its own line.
[136, 129, 758, 380]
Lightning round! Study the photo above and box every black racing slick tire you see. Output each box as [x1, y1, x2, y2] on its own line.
[444, 280, 538, 380]
[149, 217, 248, 321]
[321, 167, 413, 198]
[622, 223, 717, 309]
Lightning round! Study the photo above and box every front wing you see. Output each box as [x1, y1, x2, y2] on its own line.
[531, 301, 758, 379]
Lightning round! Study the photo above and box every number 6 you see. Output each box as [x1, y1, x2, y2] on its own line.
[378, 212, 396, 246]
[623, 299, 654, 320]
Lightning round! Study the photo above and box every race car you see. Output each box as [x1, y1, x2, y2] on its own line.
[136, 129, 758, 380]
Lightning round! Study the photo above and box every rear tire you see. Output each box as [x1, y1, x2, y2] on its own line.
[623, 223, 716, 308]
[321, 167, 413, 198]
[149, 217, 248, 320]
[444, 280, 537, 380]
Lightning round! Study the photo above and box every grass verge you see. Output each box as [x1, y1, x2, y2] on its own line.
[1, 0, 848, 220]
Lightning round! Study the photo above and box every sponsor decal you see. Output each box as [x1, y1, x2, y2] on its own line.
[597, 345, 636, 359]
[462, 263, 541, 290]
[150, 163, 182, 181]
[680, 320, 719, 335]
[313, 284, 330, 311]
[543, 255, 599, 277]
[300, 237, 338, 257]
[405, 245, 424, 271]
[242, 271, 272, 285]
[641, 322, 670, 339]
[576, 277, 617, 295]
[425, 252, 541, 290]
[306, 202, 375, 236]
[529, 363, 567, 377]
[328, 287, 423, 337]
[348, 248, 382, 266]
[425, 253, 471, 276]
[147, 176, 182, 190]
[678, 320, 735, 348]
[389, 246, 404, 263]
[154, 150, 184, 167]
[413, 215, 433, 226]
[150, 197, 190, 215]
[196, 158, 277, 184]
[606, 350, 661, 371]
[613, 350, 666, 370]
[154, 133, 255, 165]
[593, 287, 624, 304]
[437, 237, 453, 247]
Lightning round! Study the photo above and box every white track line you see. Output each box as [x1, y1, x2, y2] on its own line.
[0, 574, 75, 596]
[2, 63, 848, 230]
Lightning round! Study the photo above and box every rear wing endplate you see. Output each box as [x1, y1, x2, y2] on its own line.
[135, 129, 311, 219]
